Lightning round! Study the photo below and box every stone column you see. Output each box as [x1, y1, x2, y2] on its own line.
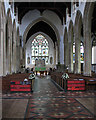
[23, 47, 26, 68]
[64, 34, 69, 67]
[68, 33, 73, 73]
[18, 45, 20, 70]
[74, 33, 81, 74]
[58, 43, 60, 64]
[8, 34, 11, 74]
[54, 44, 56, 66]
[6, 24, 12, 74]
[10, 32, 12, 74]
[3, 17, 7, 76]
[68, 41, 73, 73]
[83, 31, 91, 76]
[56, 43, 58, 64]
[16, 36, 20, 72]
[13, 32, 17, 73]
[0, 25, 4, 76]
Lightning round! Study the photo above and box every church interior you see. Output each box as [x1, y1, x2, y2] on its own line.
[0, 1, 96, 119]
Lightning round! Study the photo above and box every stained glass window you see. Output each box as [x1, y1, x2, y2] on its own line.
[73, 42, 84, 63]
[31, 34, 49, 65]
[73, 42, 75, 63]
[80, 42, 84, 63]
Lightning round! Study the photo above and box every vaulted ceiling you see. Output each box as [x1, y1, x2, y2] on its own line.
[14, 2, 71, 24]
[14, 2, 71, 43]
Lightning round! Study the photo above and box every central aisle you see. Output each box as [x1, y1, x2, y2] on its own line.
[25, 76, 94, 119]
[33, 76, 58, 93]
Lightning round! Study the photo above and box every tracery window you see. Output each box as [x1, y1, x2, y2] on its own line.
[31, 34, 49, 65]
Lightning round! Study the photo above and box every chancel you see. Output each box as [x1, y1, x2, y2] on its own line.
[0, 1, 96, 119]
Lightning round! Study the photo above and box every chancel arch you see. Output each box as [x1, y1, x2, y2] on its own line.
[23, 18, 60, 64]
[23, 17, 60, 46]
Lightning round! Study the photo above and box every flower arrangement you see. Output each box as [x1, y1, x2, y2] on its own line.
[29, 73, 35, 79]
[62, 73, 69, 80]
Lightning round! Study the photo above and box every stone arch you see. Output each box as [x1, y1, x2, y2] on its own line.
[23, 17, 60, 48]
[64, 27, 69, 67]
[6, 8, 13, 74]
[23, 17, 60, 66]
[74, 10, 83, 74]
[68, 20, 74, 73]
[83, 2, 95, 76]
[25, 31, 56, 68]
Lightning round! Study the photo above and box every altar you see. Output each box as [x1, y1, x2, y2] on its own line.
[35, 67, 47, 75]
[34, 59, 47, 76]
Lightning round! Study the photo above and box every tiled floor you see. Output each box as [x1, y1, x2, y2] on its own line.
[76, 98, 96, 115]
[2, 76, 96, 119]
[25, 97, 94, 119]
[2, 99, 28, 118]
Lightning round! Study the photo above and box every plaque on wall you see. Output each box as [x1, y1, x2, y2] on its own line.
[50, 57, 53, 64]
[27, 57, 30, 64]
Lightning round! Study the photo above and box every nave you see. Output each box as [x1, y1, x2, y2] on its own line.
[2, 75, 96, 119]
[1, 1, 96, 120]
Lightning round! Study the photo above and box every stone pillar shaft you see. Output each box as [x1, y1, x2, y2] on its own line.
[0, 29, 4, 76]
[54, 46, 56, 66]
[13, 41, 17, 73]
[83, 31, 91, 76]
[3, 19, 7, 76]
[64, 37, 69, 66]
[68, 41, 73, 73]
[74, 34, 81, 74]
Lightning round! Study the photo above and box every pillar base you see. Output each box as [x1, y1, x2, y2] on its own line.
[83, 72, 91, 77]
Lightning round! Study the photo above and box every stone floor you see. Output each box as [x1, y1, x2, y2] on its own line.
[2, 76, 96, 119]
